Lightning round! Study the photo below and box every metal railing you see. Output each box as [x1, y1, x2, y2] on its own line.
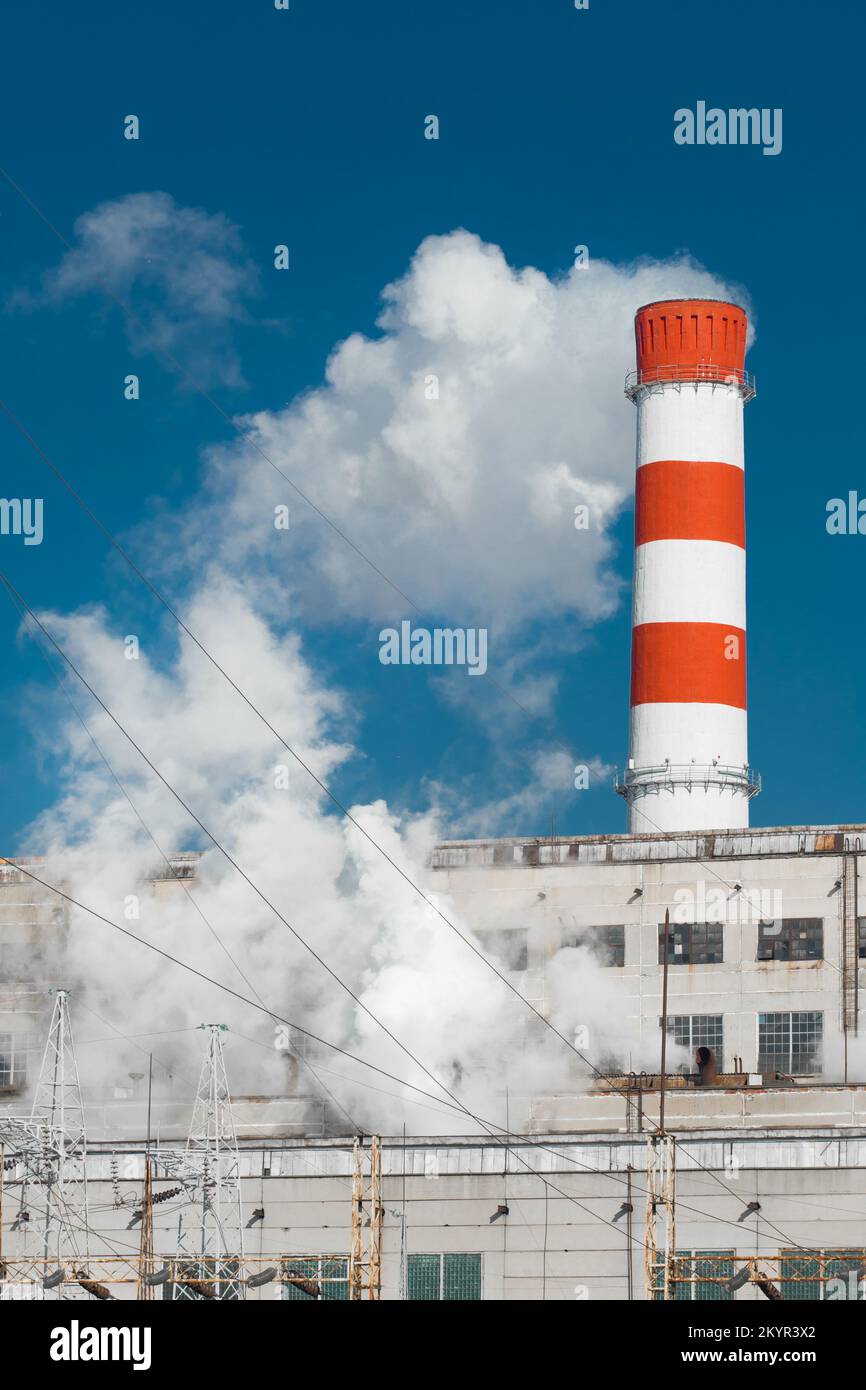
[0, 1252, 350, 1294]
[652, 1250, 866, 1301]
[614, 762, 761, 799]
[625, 363, 756, 401]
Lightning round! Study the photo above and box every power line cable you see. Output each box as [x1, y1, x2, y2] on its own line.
[0, 570, 811, 1249]
[0, 166, 758, 913]
[0, 168, 795, 1202]
[4, 582, 363, 1135]
[0, 850, 819, 1255]
[0, 851, 683, 1256]
[0, 406, 771, 1159]
[1, 568, 479, 1124]
[0, 167, 814, 1247]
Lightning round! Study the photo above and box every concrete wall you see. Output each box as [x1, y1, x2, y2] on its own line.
[3, 1132, 866, 1301]
[433, 833, 866, 1081]
[0, 864, 59, 1094]
[2, 831, 864, 1103]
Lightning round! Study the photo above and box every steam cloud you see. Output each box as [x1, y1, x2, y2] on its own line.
[13, 212, 748, 1129]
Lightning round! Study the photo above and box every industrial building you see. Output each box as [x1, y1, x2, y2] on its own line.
[1, 300, 864, 1301]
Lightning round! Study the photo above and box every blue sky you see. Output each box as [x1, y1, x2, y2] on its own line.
[0, 0, 863, 849]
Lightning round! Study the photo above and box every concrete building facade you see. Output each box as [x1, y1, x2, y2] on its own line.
[1, 828, 865, 1300]
[433, 824, 865, 1087]
[4, 1123, 866, 1302]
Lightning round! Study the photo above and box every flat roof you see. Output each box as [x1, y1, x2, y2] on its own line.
[433, 824, 866, 869]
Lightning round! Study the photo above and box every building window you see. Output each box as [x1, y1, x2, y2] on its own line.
[407, 1253, 482, 1301]
[662, 1015, 723, 1057]
[757, 918, 823, 962]
[658, 922, 723, 965]
[563, 925, 625, 966]
[592, 926, 625, 967]
[858, 918, 866, 960]
[758, 1011, 823, 1076]
[654, 1251, 734, 1301]
[780, 1251, 865, 1301]
[0, 1035, 29, 1091]
[281, 1257, 349, 1300]
[475, 929, 528, 972]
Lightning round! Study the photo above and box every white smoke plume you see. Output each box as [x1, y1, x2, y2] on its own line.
[11, 211, 746, 1131]
[165, 227, 749, 649]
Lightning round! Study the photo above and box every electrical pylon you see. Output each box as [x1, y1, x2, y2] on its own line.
[350, 1137, 364, 1299]
[174, 1024, 244, 1299]
[28, 989, 90, 1288]
[644, 1133, 677, 1300]
[136, 1158, 155, 1300]
[349, 1136, 383, 1300]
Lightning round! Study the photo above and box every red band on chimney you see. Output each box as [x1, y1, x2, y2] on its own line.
[635, 459, 745, 548]
[631, 622, 747, 708]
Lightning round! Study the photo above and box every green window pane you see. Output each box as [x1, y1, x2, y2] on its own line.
[407, 1253, 482, 1300]
[672, 1255, 692, 1302]
[281, 1258, 349, 1300]
[321, 1258, 349, 1301]
[283, 1257, 323, 1300]
[780, 1253, 820, 1301]
[823, 1251, 864, 1301]
[694, 1251, 733, 1302]
[443, 1253, 482, 1301]
[655, 1251, 733, 1301]
[408, 1254, 442, 1300]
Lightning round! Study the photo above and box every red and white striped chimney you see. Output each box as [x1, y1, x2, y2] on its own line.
[617, 299, 760, 834]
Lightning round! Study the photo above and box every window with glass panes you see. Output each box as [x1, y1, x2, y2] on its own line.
[858, 918, 866, 960]
[281, 1257, 349, 1300]
[0, 1034, 30, 1089]
[594, 926, 625, 966]
[407, 1253, 482, 1300]
[659, 921, 723, 965]
[662, 1015, 723, 1056]
[780, 1250, 865, 1300]
[757, 918, 823, 962]
[561, 925, 625, 965]
[824, 1252, 866, 1300]
[758, 1011, 823, 1075]
[653, 1251, 734, 1301]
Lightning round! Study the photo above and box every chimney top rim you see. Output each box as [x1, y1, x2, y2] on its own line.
[635, 297, 748, 317]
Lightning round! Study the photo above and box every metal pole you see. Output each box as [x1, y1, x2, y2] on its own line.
[146, 1053, 153, 1156]
[350, 1137, 363, 1300]
[659, 908, 671, 1134]
[399, 1123, 407, 1300]
[367, 1136, 382, 1299]
[44, 994, 62, 1269]
[626, 1165, 633, 1300]
[137, 1157, 154, 1300]
[843, 859, 849, 1084]
[138, 1054, 155, 1302]
[664, 1136, 677, 1302]
[855, 854, 860, 1038]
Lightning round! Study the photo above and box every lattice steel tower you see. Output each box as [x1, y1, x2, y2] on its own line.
[29, 988, 90, 1284]
[175, 1024, 244, 1297]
